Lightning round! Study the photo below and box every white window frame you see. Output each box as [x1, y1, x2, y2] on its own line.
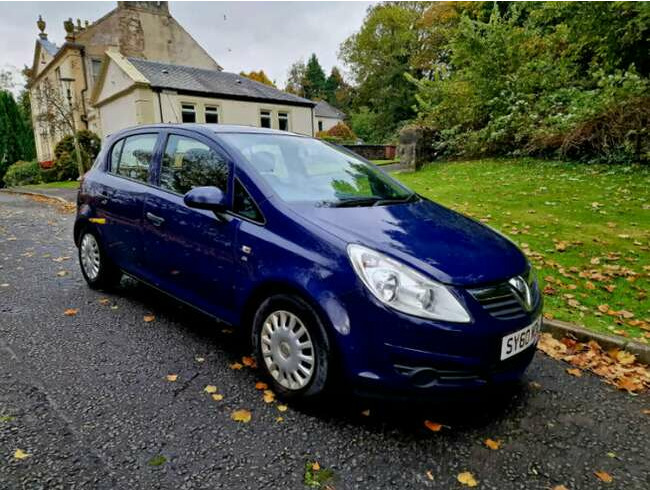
[259, 109, 272, 129]
[204, 105, 219, 124]
[181, 103, 196, 123]
[277, 111, 290, 131]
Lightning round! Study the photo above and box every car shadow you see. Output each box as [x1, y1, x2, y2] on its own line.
[113, 276, 538, 436]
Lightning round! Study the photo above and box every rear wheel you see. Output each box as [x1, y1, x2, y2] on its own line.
[252, 294, 330, 399]
[78, 229, 121, 290]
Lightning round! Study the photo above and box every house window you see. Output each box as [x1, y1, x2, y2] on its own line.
[205, 106, 219, 124]
[181, 103, 196, 123]
[318, 120, 323, 132]
[278, 112, 289, 131]
[260, 110, 271, 128]
[91, 58, 102, 83]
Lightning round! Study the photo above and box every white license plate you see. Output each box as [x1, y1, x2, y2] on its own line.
[500, 317, 541, 361]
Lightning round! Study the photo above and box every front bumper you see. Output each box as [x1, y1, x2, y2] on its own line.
[330, 285, 542, 396]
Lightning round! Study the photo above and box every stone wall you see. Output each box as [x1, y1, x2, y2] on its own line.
[343, 145, 397, 161]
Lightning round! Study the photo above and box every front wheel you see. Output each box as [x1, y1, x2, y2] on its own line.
[78, 229, 122, 290]
[252, 294, 330, 400]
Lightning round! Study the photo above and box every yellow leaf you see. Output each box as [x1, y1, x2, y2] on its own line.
[277, 404, 288, 412]
[231, 409, 252, 423]
[255, 381, 268, 390]
[230, 362, 243, 370]
[56, 270, 68, 277]
[211, 394, 224, 401]
[165, 374, 178, 382]
[552, 486, 569, 490]
[361, 409, 370, 417]
[195, 356, 205, 363]
[143, 315, 155, 323]
[64, 308, 78, 316]
[98, 298, 110, 305]
[616, 351, 636, 365]
[13, 449, 30, 460]
[312, 462, 320, 471]
[566, 368, 582, 377]
[484, 438, 501, 450]
[242, 356, 256, 367]
[424, 420, 442, 432]
[457, 471, 478, 487]
[204, 385, 217, 394]
[425, 470, 434, 481]
[594, 471, 613, 483]
[263, 390, 275, 403]
[276, 416, 284, 422]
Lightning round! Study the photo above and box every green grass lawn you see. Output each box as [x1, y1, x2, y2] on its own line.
[22, 181, 79, 189]
[393, 158, 650, 341]
[370, 159, 400, 166]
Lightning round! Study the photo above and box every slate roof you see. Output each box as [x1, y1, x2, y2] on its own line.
[128, 58, 315, 107]
[314, 100, 346, 119]
[37, 37, 59, 56]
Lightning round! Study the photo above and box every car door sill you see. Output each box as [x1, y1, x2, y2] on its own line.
[121, 270, 235, 328]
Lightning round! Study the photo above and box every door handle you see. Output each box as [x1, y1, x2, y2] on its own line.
[146, 212, 165, 226]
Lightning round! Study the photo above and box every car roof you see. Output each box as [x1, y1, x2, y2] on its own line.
[108, 123, 307, 140]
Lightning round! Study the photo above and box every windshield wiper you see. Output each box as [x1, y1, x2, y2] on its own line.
[330, 197, 382, 208]
[372, 193, 419, 206]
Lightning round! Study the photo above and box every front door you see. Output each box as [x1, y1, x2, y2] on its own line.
[141, 131, 239, 322]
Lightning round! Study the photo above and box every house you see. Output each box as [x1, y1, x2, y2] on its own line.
[313, 100, 346, 133]
[91, 53, 315, 138]
[27, 1, 314, 166]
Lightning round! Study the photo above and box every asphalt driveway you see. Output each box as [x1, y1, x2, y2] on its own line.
[0, 193, 648, 489]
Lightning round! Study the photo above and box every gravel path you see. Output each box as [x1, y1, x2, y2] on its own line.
[0, 193, 648, 490]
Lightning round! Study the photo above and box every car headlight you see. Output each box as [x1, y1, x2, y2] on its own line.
[347, 244, 471, 323]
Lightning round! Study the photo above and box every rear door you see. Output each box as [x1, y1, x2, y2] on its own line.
[141, 130, 239, 321]
[94, 131, 160, 275]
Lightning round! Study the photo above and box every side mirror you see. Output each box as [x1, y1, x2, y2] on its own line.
[184, 186, 227, 212]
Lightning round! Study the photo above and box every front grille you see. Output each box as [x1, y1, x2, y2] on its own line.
[468, 274, 539, 320]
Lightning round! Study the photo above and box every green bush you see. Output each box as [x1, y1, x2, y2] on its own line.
[2, 160, 42, 187]
[52, 130, 101, 178]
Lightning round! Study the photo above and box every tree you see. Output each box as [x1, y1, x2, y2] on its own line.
[304, 54, 327, 100]
[0, 90, 32, 185]
[17, 91, 35, 162]
[239, 70, 276, 87]
[285, 59, 307, 97]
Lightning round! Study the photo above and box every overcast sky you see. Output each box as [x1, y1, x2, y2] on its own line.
[0, 1, 374, 89]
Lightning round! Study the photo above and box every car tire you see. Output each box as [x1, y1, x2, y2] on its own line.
[78, 229, 122, 290]
[251, 294, 330, 400]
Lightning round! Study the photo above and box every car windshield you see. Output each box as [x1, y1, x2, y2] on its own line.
[220, 133, 414, 206]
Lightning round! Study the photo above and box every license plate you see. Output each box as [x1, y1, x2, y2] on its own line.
[500, 317, 541, 361]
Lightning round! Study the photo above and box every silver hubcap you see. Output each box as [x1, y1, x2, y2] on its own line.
[261, 310, 315, 390]
[80, 233, 100, 280]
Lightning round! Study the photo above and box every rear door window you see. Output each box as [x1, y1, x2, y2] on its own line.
[110, 134, 157, 183]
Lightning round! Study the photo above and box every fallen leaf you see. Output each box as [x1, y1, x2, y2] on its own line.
[231, 409, 251, 423]
[598, 304, 610, 313]
[204, 385, 217, 394]
[552, 486, 569, 490]
[360, 409, 370, 417]
[457, 471, 478, 487]
[242, 356, 256, 367]
[229, 362, 243, 370]
[165, 374, 178, 382]
[64, 308, 78, 316]
[484, 438, 501, 450]
[277, 404, 288, 412]
[211, 394, 224, 401]
[263, 390, 275, 403]
[426, 470, 434, 481]
[567, 368, 583, 377]
[254, 381, 268, 390]
[424, 420, 442, 432]
[143, 315, 155, 323]
[312, 462, 320, 471]
[594, 471, 613, 483]
[13, 449, 30, 460]
[642, 409, 650, 415]
[98, 298, 110, 305]
[195, 356, 205, 363]
[276, 416, 284, 422]
[56, 270, 68, 277]
[616, 351, 636, 365]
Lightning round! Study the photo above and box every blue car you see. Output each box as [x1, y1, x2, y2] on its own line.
[75, 124, 542, 400]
